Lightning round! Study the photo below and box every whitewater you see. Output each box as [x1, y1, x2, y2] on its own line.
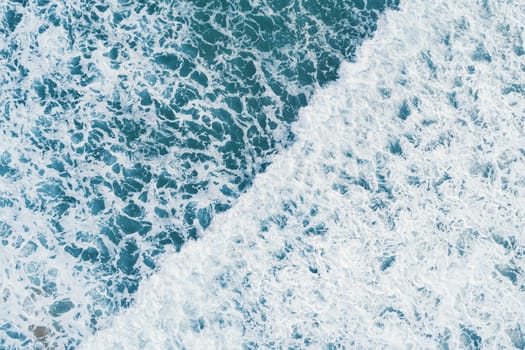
[80, 0, 525, 349]
[0, 0, 524, 348]
[1, 0, 393, 347]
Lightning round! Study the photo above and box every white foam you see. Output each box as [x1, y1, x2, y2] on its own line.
[81, 0, 525, 348]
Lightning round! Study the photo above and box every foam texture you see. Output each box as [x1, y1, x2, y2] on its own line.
[81, 0, 525, 349]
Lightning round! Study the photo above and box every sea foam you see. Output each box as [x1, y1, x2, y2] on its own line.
[80, 0, 525, 349]
[0, 1, 394, 347]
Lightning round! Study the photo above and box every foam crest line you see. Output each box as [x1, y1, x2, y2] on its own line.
[86, 0, 525, 348]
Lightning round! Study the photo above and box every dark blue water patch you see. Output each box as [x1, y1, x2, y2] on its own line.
[492, 234, 520, 253]
[117, 239, 140, 275]
[460, 325, 482, 350]
[380, 255, 396, 271]
[421, 51, 437, 77]
[389, 139, 403, 155]
[3, 10, 23, 33]
[191, 317, 206, 333]
[495, 264, 522, 284]
[507, 325, 525, 349]
[380, 306, 406, 320]
[304, 223, 328, 236]
[502, 84, 525, 96]
[0, 0, 399, 347]
[472, 43, 491, 62]
[89, 197, 105, 215]
[49, 298, 75, 317]
[398, 100, 411, 120]
[437, 328, 452, 350]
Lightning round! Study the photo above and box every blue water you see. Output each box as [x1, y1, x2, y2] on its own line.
[0, 0, 399, 348]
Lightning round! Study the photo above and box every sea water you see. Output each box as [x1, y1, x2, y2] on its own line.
[0, 0, 398, 348]
[2, 0, 525, 349]
[81, 0, 525, 349]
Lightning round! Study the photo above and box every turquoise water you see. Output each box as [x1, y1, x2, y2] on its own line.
[0, 0, 398, 348]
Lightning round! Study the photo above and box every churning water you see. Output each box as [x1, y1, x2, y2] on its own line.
[1, 0, 525, 349]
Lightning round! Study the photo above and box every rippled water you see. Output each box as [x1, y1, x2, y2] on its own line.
[0, 0, 398, 348]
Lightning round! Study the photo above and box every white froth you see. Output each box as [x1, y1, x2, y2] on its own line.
[79, 0, 525, 349]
